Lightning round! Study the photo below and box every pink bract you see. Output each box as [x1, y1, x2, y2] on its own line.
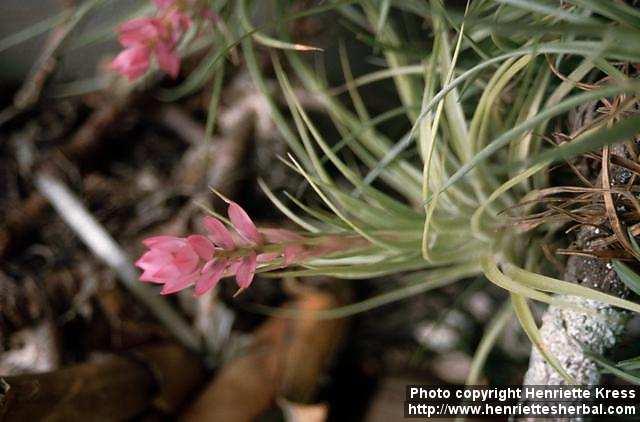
[118, 18, 160, 47]
[110, 45, 151, 81]
[227, 201, 263, 245]
[235, 252, 258, 289]
[203, 216, 236, 249]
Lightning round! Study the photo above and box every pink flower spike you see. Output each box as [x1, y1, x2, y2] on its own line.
[110, 45, 150, 81]
[152, 262, 183, 279]
[228, 202, 262, 245]
[194, 260, 227, 296]
[203, 216, 235, 250]
[155, 43, 180, 78]
[235, 251, 257, 289]
[187, 235, 215, 260]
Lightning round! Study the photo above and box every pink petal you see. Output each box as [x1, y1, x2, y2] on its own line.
[172, 245, 199, 274]
[161, 271, 199, 295]
[146, 237, 186, 254]
[203, 216, 235, 249]
[202, 258, 220, 274]
[120, 17, 155, 32]
[225, 259, 243, 276]
[140, 269, 167, 283]
[235, 252, 257, 289]
[194, 260, 227, 296]
[152, 264, 182, 279]
[142, 235, 183, 247]
[110, 45, 150, 81]
[135, 249, 171, 271]
[228, 202, 262, 245]
[155, 43, 180, 78]
[187, 235, 214, 260]
[118, 18, 158, 47]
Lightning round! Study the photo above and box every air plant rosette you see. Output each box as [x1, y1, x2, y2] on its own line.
[107, 0, 640, 388]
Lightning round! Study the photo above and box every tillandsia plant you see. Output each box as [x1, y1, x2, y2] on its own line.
[133, 0, 640, 385]
[22, 0, 640, 386]
[234, 0, 640, 386]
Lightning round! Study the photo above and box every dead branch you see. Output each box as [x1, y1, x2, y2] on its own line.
[0, 95, 130, 259]
[34, 171, 202, 353]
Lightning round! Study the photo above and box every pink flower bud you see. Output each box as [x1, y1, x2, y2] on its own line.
[135, 236, 198, 284]
[111, 2, 192, 81]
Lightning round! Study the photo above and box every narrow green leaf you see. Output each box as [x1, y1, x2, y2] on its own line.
[505, 263, 640, 314]
[434, 84, 638, 201]
[617, 356, 640, 371]
[565, 0, 640, 29]
[257, 179, 319, 233]
[246, 262, 479, 319]
[481, 257, 555, 303]
[511, 293, 576, 384]
[612, 260, 640, 297]
[376, 0, 392, 34]
[161, 0, 359, 100]
[496, 0, 598, 24]
[528, 115, 640, 167]
[0, 13, 65, 53]
[585, 351, 640, 385]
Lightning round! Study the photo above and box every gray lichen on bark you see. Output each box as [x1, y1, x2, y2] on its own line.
[524, 295, 627, 385]
[524, 232, 630, 386]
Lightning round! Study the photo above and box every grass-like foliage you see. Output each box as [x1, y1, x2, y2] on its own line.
[237, 0, 640, 382]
